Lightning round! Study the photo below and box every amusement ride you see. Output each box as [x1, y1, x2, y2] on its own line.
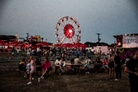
[55, 16, 81, 44]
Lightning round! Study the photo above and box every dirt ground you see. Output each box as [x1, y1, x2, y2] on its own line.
[0, 59, 130, 92]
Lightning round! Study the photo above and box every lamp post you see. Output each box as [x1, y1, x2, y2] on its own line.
[41, 37, 44, 42]
[26, 33, 29, 42]
[96, 33, 101, 45]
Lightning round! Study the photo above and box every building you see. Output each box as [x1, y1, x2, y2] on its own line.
[0, 35, 18, 42]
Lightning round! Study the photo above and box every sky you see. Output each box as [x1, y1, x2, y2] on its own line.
[0, 0, 138, 44]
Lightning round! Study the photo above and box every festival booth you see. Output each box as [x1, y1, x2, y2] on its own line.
[93, 46, 109, 55]
[114, 33, 138, 60]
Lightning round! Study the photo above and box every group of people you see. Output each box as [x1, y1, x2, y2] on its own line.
[93, 51, 138, 92]
[18, 50, 138, 92]
[18, 55, 52, 85]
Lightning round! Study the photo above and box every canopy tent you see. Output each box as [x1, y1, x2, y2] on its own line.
[22, 42, 30, 48]
[0, 40, 8, 46]
[8, 41, 22, 46]
[54, 44, 61, 47]
[73, 43, 86, 48]
[61, 43, 74, 48]
[54, 43, 86, 48]
[33, 42, 51, 48]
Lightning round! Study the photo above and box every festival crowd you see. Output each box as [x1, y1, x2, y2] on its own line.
[1, 46, 138, 92]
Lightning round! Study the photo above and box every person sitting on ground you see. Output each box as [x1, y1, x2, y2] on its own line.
[18, 58, 27, 77]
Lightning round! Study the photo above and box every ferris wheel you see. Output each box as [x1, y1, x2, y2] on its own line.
[55, 16, 81, 44]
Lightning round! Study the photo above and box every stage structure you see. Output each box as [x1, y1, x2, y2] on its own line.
[55, 16, 81, 44]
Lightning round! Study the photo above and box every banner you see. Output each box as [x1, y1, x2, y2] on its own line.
[123, 34, 138, 48]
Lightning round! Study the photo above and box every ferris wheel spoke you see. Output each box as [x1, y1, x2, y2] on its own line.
[69, 38, 73, 43]
[61, 36, 66, 44]
[58, 26, 64, 31]
[61, 19, 66, 26]
[60, 20, 66, 27]
[59, 23, 65, 28]
[61, 35, 65, 40]
[70, 21, 75, 27]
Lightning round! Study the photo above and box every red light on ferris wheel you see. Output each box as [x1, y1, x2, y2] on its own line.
[69, 29, 72, 33]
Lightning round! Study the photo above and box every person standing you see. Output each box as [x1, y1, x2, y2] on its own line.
[114, 52, 122, 81]
[108, 54, 115, 79]
[124, 51, 138, 92]
[94, 57, 102, 73]
[27, 55, 36, 85]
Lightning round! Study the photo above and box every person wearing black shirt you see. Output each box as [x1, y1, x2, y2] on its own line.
[124, 51, 138, 92]
[114, 52, 122, 80]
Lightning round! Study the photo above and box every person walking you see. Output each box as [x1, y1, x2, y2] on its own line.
[27, 55, 36, 85]
[124, 51, 138, 92]
[18, 58, 27, 77]
[38, 57, 51, 82]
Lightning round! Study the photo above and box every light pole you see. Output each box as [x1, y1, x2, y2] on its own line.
[96, 33, 101, 45]
[26, 33, 29, 42]
[41, 37, 44, 42]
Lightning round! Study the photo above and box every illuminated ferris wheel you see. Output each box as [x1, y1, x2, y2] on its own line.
[55, 16, 81, 44]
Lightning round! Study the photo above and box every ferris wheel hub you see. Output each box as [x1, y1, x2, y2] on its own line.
[64, 24, 75, 38]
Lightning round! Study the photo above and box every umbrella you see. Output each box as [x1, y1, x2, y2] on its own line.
[74, 43, 86, 48]
[8, 41, 22, 46]
[61, 43, 73, 48]
[35, 42, 50, 47]
[54, 44, 62, 47]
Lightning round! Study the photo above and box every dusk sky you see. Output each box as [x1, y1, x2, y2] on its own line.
[0, 0, 138, 44]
